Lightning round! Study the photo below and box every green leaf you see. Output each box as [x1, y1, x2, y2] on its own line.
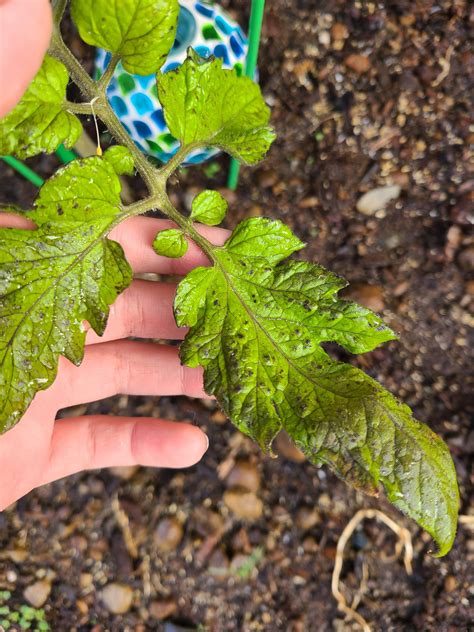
[175, 217, 459, 555]
[0, 157, 132, 433]
[71, 0, 179, 75]
[0, 56, 82, 159]
[153, 228, 188, 258]
[225, 217, 305, 264]
[158, 51, 276, 164]
[103, 145, 135, 175]
[191, 190, 228, 226]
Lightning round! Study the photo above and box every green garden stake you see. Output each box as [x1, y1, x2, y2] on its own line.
[228, 0, 266, 190]
[55, 143, 76, 164]
[0, 155, 44, 187]
[1, 144, 75, 190]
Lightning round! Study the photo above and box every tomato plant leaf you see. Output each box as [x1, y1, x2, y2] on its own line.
[158, 51, 276, 164]
[153, 228, 188, 258]
[0, 56, 82, 159]
[175, 217, 459, 556]
[103, 145, 135, 175]
[0, 158, 132, 433]
[71, 0, 179, 75]
[191, 190, 228, 226]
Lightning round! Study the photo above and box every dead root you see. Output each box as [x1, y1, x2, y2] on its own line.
[331, 509, 413, 632]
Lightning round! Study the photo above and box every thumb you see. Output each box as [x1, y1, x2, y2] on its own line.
[0, 0, 53, 117]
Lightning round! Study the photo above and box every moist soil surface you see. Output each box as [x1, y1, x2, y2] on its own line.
[0, 1, 473, 630]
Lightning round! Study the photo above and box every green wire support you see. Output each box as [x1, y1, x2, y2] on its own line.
[227, 0, 266, 190]
[0, 155, 44, 187]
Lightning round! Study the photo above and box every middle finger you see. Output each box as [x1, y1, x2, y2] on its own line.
[86, 279, 184, 345]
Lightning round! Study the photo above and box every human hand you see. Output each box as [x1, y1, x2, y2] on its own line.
[0, 0, 53, 117]
[0, 213, 227, 509]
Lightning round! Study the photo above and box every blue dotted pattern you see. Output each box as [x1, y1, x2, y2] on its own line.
[95, 0, 250, 164]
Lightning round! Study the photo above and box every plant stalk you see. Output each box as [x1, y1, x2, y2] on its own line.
[49, 30, 217, 259]
[97, 54, 121, 93]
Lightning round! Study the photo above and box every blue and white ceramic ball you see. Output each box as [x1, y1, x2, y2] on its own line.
[95, 0, 249, 164]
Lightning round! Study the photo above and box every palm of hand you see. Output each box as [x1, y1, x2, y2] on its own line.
[0, 214, 226, 509]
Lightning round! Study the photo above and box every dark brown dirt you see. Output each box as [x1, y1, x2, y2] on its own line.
[1, 1, 473, 631]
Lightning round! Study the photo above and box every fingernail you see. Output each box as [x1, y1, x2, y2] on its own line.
[204, 433, 210, 451]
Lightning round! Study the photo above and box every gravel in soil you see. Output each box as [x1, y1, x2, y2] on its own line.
[1, 1, 473, 630]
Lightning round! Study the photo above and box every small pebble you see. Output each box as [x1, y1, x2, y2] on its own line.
[346, 284, 385, 312]
[295, 506, 320, 530]
[76, 599, 89, 615]
[303, 536, 319, 553]
[80, 573, 93, 589]
[150, 597, 178, 620]
[208, 547, 230, 572]
[6, 549, 27, 563]
[274, 430, 306, 463]
[210, 409, 227, 424]
[154, 517, 184, 553]
[6, 570, 17, 583]
[444, 575, 458, 593]
[344, 54, 371, 73]
[109, 465, 139, 480]
[356, 185, 401, 215]
[458, 246, 474, 271]
[223, 489, 263, 520]
[101, 583, 133, 614]
[24, 580, 51, 608]
[226, 460, 260, 493]
[331, 22, 349, 41]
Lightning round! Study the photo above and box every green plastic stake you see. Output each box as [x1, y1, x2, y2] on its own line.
[227, 0, 266, 190]
[1, 144, 75, 190]
[0, 155, 44, 187]
[55, 143, 76, 164]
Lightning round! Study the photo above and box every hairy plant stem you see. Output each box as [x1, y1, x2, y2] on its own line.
[49, 30, 217, 263]
[52, 0, 67, 23]
[64, 101, 93, 114]
[97, 54, 121, 92]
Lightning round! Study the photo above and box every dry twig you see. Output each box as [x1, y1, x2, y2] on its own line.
[331, 509, 413, 632]
[432, 46, 454, 87]
[111, 494, 138, 559]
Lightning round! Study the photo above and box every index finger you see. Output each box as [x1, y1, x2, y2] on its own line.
[0, 213, 230, 274]
[110, 216, 229, 274]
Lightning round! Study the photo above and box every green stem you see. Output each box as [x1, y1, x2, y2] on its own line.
[99, 99, 162, 193]
[64, 100, 93, 115]
[49, 32, 96, 99]
[97, 54, 121, 93]
[157, 143, 198, 180]
[49, 34, 161, 193]
[160, 195, 217, 263]
[52, 0, 67, 23]
[48, 31, 212, 258]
